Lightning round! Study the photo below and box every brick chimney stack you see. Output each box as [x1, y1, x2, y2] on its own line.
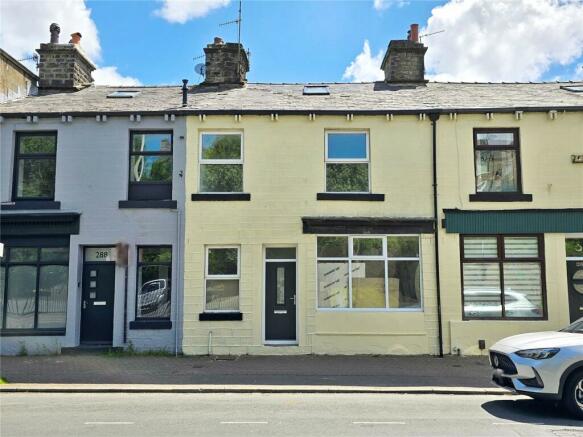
[36, 23, 96, 93]
[380, 24, 428, 84]
[202, 37, 249, 86]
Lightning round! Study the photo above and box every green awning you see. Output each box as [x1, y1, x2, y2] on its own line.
[443, 209, 583, 234]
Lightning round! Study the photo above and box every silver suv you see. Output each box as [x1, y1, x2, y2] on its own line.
[490, 318, 583, 418]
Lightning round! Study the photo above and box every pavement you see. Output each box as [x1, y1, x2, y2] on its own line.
[1, 392, 580, 437]
[0, 354, 495, 390]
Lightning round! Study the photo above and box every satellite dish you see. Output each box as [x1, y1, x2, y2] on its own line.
[195, 63, 206, 77]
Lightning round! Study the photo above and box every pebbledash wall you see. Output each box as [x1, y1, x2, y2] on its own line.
[437, 112, 583, 356]
[182, 114, 441, 355]
[0, 116, 186, 354]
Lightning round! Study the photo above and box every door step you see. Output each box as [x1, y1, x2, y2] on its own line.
[61, 345, 123, 355]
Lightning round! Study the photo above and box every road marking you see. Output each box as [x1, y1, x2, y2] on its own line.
[353, 421, 406, 425]
[84, 422, 134, 425]
[492, 422, 542, 426]
[220, 421, 268, 425]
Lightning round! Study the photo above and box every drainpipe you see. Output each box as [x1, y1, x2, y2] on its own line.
[429, 112, 444, 358]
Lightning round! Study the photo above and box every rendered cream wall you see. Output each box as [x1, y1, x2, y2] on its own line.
[437, 113, 583, 355]
[183, 115, 440, 355]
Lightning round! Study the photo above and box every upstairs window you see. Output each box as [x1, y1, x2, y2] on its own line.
[474, 129, 522, 194]
[129, 131, 173, 201]
[325, 132, 369, 193]
[13, 132, 57, 201]
[199, 133, 243, 193]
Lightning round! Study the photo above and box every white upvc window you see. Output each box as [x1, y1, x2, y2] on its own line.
[317, 235, 422, 311]
[325, 131, 370, 193]
[204, 246, 240, 312]
[199, 132, 244, 193]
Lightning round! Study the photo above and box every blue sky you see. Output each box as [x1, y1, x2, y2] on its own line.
[2, 0, 583, 86]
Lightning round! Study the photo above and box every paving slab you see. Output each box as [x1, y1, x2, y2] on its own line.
[0, 354, 493, 388]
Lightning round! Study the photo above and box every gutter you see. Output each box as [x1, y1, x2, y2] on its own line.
[2, 106, 583, 118]
[429, 113, 444, 358]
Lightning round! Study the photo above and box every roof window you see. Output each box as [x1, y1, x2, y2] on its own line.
[560, 85, 583, 93]
[303, 85, 330, 96]
[107, 90, 140, 98]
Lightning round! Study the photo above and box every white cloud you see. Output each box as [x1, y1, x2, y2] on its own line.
[93, 66, 141, 86]
[422, 0, 583, 82]
[0, 0, 141, 85]
[154, 0, 230, 24]
[573, 63, 583, 80]
[373, 0, 409, 11]
[343, 40, 384, 82]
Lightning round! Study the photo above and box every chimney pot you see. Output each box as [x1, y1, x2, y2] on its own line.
[49, 23, 60, 44]
[69, 32, 82, 44]
[213, 37, 224, 45]
[409, 24, 419, 42]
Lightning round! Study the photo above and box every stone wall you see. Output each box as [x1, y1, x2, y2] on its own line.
[0, 53, 37, 102]
[203, 42, 249, 85]
[381, 40, 427, 83]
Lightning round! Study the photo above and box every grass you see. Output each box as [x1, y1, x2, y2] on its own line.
[103, 343, 174, 358]
[0, 377, 7, 384]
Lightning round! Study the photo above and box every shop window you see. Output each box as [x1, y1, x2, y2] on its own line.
[325, 132, 369, 193]
[205, 247, 240, 311]
[199, 133, 243, 193]
[0, 244, 69, 334]
[129, 131, 173, 200]
[13, 132, 57, 201]
[136, 247, 172, 320]
[316, 235, 421, 310]
[461, 235, 546, 320]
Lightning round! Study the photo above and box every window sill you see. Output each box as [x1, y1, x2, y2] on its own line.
[118, 200, 177, 209]
[0, 329, 66, 337]
[199, 312, 243, 321]
[129, 320, 172, 330]
[469, 193, 533, 202]
[1, 201, 61, 210]
[316, 193, 384, 201]
[191, 193, 251, 201]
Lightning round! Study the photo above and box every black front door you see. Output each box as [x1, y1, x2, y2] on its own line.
[81, 263, 116, 344]
[265, 262, 296, 341]
[567, 260, 583, 323]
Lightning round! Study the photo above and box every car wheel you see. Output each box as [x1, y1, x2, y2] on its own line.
[563, 369, 583, 419]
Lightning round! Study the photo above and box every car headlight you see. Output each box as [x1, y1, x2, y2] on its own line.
[515, 348, 560, 360]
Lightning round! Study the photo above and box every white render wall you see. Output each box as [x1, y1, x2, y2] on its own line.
[0, 115, 186, 354]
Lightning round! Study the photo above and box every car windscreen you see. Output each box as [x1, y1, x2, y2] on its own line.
[561, 319, 583, 333]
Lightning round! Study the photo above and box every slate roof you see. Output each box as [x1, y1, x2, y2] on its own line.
[1, 82, 582, 116]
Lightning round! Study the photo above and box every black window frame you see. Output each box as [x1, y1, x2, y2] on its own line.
[460, 234, 547, 321]
[128, 130, 173, 201]
[134, 245, 172, 322]
[12, 131, 58, 202]
[470, 128, 532, 202]
[1, 241, 69, 336]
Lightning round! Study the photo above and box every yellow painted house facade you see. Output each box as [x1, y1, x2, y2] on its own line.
[181, 36, 583, 356]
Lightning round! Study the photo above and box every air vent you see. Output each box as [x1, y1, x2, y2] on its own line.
[107, 90, 140, 98]
[303, 85, 330, 96]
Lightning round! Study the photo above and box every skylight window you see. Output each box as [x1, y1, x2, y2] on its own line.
[560, 85, 583, 93]
[303, 85, 330, 96]
[107, 90, 140, 98]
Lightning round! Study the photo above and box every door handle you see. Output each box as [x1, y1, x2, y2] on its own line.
[290, 294, 296, 305]
[83, 300, 87, 309]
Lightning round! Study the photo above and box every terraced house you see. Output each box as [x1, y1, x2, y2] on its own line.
[1, 24, 582, 356]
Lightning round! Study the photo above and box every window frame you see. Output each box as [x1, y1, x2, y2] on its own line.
[199, 131, 244, 194]
[0, 242, 69, 335]
[128, 130, 173, 201]
[12, 131, 58, 201]
[460, 234, 547, 321]
[324, 131, 371, 194]
[135, 245, 172, 322]
[472, 128, 523, 195]
[316, 234, 423, 312]
[204, 245, 241, 313]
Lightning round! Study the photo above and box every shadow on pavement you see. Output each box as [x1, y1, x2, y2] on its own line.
[481, 398, 582, 427]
